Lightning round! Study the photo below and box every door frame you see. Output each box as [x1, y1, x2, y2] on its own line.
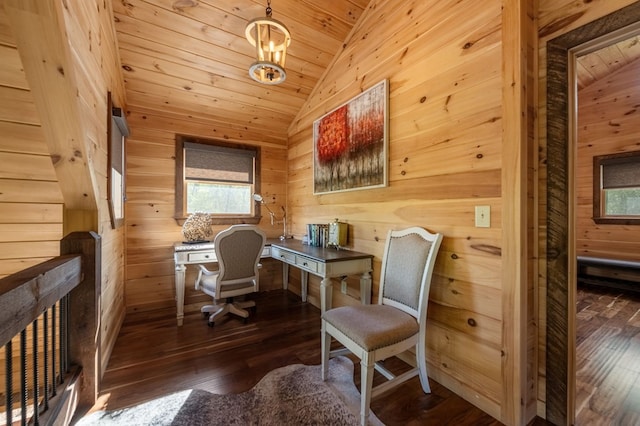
[545, 2, 640, 424]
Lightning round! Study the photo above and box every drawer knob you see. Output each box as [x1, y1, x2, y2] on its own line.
[303, 262, 308, 266]
[205, 255, 209, 258]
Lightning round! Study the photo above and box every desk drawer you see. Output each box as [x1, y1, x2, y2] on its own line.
[272, 246, 295, 264]
[188, 252, 216, 262]
[295, 255, 318, 273]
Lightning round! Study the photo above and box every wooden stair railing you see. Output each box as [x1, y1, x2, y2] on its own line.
[0, 232, 101, 426]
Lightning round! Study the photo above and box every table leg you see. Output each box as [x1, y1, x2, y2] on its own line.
[301, 271, 308, 302]
[175, 263, 186, 326]
[360, 270, 372, 304]
[321, 277, 333, 314]
[282, 262, 289, 290]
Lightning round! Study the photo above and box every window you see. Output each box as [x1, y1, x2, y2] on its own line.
[107, 92, 129, 229]
[593, 150, 640, 224]
[175, 135, 261, 225]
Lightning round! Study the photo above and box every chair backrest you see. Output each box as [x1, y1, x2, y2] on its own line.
[378, 227, 443, 321]
[214, 225, 267, 286]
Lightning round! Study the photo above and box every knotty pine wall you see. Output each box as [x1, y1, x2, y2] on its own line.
[537, 0, 639, 420]
[122, 0, 534, 422]
[0, 0, 127, 376]
[577, 58, 640, 261]
[124, 110, 288, 313]
[0, 12, 63, 277]
[289, 0, 524, 422]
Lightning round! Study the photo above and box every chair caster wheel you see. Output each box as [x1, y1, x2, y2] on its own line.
[243, 318, 249, 324]
[208, 321, 214, 327]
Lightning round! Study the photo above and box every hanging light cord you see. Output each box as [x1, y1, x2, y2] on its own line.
[266, 0, 272, 18]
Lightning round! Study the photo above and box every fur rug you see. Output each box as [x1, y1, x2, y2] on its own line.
[76, 356, 383, 425]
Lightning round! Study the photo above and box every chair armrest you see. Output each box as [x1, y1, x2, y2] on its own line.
[198, 264, 218, 275]
[195, 264, 219, 290]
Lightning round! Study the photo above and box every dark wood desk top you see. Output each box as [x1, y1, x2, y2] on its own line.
[271, 239, 373, 263]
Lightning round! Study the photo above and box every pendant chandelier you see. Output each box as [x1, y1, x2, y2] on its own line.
[244, 0, 291, 85]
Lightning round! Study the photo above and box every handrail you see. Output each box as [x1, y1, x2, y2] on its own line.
[0, 231, 101, 426]
[0, 255, 82, 348]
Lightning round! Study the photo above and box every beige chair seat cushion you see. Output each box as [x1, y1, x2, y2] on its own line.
[201, 276, 256, 296]
[323, 305, 419, 351]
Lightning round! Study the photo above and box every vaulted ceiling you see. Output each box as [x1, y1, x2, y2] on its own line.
[112, 0, 370, 144]
[111, 0, 640, 145]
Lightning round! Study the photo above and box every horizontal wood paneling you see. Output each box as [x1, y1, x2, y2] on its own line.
[111, 0, 369, 145]
[288, 0, 505, 420]
[58, 0, 128, 375]
[0, 0, 128, 380]
[576, 58, 640, 261]
[0, 3, 64, 290]
[124, 107, 289, 312]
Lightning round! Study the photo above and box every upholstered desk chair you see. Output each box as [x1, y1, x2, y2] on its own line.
[321, 226, 443, 425]
[194, 224, 266, 327]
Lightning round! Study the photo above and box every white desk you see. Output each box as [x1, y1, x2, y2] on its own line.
[174, 239, 374, 326]
[270, 240, 373, 313]
[173, 241, 272, 326]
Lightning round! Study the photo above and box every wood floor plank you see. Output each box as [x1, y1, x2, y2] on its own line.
[576, 285, 640, 424]
[85, 289, 524, 425]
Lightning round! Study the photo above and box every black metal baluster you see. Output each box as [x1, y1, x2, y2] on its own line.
[32, 319, 39, 426]
[51, 304, 57, 395]
[43, 309, 49, 411]
[60, 296, 68, 377]
[5, 341, 13, 426]
[20, 330, 27, 426]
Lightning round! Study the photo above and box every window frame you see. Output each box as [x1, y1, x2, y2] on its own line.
[593, 150, 640, 225]
[175, 135, 261, 225]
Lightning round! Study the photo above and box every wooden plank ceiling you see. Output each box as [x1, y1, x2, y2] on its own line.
[112, 0, 638, 143]
[577, 34, 640, 90]
[112, 0, 370, 144]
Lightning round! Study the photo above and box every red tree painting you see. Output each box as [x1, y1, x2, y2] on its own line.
[313, 80, 388, 194]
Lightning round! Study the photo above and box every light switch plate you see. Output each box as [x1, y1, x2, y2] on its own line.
[475, 206, 490, 228]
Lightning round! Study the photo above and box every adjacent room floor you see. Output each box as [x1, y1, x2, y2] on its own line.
[575, 284, 640, 425]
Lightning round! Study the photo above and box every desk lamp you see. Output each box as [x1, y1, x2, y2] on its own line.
[253, 194, 288, 240]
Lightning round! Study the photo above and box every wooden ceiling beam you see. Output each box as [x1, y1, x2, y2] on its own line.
[4, 0, 98, 211]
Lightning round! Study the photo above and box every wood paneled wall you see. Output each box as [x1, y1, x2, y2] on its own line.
[577, 59, 640, 261]
[124, 109, 288, 313]
[60, 0, 128, 375]
[0, 7, 64, 277]
[0, 0, 127, 377]
[537, 0, 639, 422]
[289, 0, 519, 422]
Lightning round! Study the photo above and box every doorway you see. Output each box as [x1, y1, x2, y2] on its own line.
[545, 3, 640, 425]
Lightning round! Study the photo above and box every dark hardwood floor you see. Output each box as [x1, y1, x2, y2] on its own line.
[575, 284, 640, 425]
[80, 289, 521, 425]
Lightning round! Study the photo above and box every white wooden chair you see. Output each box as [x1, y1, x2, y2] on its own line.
[195, 225, 266, 327]
[321, 226, 443, 425]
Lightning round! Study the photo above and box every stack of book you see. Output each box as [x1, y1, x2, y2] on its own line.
[306, 224, 329, 247]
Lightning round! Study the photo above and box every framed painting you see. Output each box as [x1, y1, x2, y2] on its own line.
[313, 79, 389, 194]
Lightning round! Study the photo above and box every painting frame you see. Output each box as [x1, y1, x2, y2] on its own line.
[313, 79, 389, 195]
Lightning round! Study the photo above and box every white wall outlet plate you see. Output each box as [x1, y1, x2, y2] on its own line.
[475, 205, 491, 228]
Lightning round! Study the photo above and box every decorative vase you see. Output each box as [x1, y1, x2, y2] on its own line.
[182, 212, 213, 242]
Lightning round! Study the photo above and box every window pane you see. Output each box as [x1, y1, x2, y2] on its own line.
[186, 181, 252, 215]
[604, 187, 640, 216]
